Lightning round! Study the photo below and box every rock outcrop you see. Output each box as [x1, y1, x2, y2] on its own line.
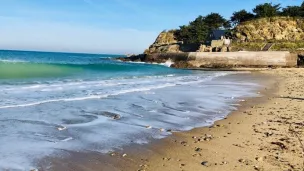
[234, 17, 304, 42]
[117, 17, 303, 68]
[144, 30, 181, 54]
[144, 30, 200, 54]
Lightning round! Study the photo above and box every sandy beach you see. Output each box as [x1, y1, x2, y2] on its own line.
[130, 68, 304, 171]
[45, 68, 304, 171]
[2, 1, 304, 170]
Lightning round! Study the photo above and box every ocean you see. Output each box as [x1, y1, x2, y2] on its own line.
[0, 50, 261, 170]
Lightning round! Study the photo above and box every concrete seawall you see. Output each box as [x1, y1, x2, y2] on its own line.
[147, 52, 298, 68]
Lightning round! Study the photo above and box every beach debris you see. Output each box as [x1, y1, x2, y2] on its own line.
[212, 124, 224, 128]
[122, 153, 127, 157]
[192, 154, 199, 157]
[30, 169, 38, 171]
[138, 164, 148, 171]
[159, 128, 165, 132]
[233, 144, 244, 148]
[201, 161, 209, 166]
[254, 165, 261, 170]
[162, 157, 171, 161]
[238, 158, 245, 163]
[139, 164, 148, 168]
[181, 141, 187, 145]
[264, 131, 273, 137]
[255, 157, 264, 162]
[195, 147, 202, 152]
[279, 137, 290, 142]
[145, 125, 152, 129]
[108, 151, 118, 156]
[222, 161, 228, 165]
[57, 126, 67, 131]
[238, 159, 253, 165]
[271, 142, 287, 150]
[198, 134, 214, 142]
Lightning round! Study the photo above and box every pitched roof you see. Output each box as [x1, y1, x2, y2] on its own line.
[211, 30, 226, 40]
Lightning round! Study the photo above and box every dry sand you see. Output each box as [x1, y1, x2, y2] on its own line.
[46, 68, 304, 171]
[131, 68, 304, 171]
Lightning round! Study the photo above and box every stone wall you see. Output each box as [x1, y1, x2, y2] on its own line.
[145, 51, 298, 68]
[188, 52, 297, 68]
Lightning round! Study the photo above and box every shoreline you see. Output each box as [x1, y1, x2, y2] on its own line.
[37, 71, 286, 171]
[38, 69, 304, 171]
[132, 68, 304, 171]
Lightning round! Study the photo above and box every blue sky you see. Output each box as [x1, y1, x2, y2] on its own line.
[0, 0, 302, 54]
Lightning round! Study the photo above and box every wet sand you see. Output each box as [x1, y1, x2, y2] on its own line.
[42, 69, 304, 171]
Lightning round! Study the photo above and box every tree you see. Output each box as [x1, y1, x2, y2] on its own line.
[231, 9, 255, 25]
[301, 1, 304, 16]
[281, 6, 302, 17]
[175, 16, 209, 44]
[175, 13, 230, 44]
[204, 13, 230, 29]
[253, 3, 281, 18]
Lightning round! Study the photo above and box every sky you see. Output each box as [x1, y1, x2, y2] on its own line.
[0, 0, 302, 54]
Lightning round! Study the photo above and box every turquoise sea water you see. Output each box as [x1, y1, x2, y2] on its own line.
[0, 50, 261, 170]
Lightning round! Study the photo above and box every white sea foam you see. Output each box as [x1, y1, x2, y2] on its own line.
[0, 59, 28, 63]
[0, 69, 263, 170]
[0, 73, 228, 109]
[0, 84, 176, 109]
[127, 61, 146, 64]
[61, 137, 73, 142]
[159, 59, 174, 67]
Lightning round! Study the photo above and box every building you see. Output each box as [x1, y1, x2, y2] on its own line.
[210, 30, 227, 40]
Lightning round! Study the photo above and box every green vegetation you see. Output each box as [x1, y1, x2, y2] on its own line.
[231, 41, 304, 52]
[230, 42, 265, 51]
[253, 3, 281, 18]
[174, 13, 229, 44]
[173, 2, 304, 44]
[272, 41, 304, 51]
[231, 10, 255, 26]
[232, 2, 304, 24]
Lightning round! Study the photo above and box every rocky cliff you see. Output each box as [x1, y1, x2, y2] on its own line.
[234, 17, 304, 42]
[144, 30, 200, 54]
[143, 17, 304, 56]
[144, 30, 180, 54]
